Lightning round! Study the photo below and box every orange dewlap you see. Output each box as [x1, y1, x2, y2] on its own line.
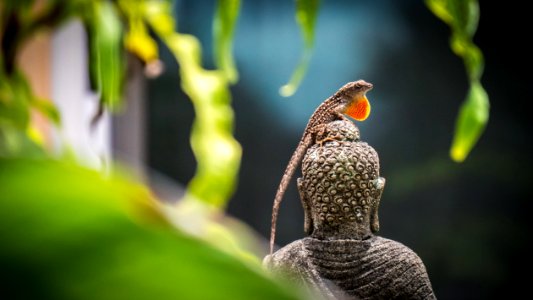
[346, 95, 371, 121]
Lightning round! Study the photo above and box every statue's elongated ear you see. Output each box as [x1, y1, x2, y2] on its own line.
[298, 177, 313, 235]
[370, 177, 386, 233]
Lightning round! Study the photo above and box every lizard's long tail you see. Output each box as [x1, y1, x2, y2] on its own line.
[270, 134, 313, 254]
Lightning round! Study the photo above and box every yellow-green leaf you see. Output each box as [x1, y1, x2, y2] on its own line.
[280, 0, 320, 97]
[450, 81, 489, 162]
[296, 0, 319, 48]
[146, 3, 242, 208]
[213, 0, 241, 84]
[450, 33, 483, 82]
[124, 20, 158, 63]
[279, 50, 311, 97]
[144, 1, 175, 36]
[119, 0, 159, 63]
[30, 98, 61, 125]
[0, 71, 44, 156]
[86, 0, 124, 111]
[427, 0, 483, 80]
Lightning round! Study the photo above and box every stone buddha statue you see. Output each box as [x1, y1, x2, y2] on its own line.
[264, 120, 436, 300]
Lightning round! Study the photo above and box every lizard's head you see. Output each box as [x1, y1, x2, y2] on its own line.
[337, 80, 373, 121]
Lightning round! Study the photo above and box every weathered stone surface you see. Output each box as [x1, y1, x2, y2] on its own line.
[265, 237, 435, 300]
[265, 120, 436, 300]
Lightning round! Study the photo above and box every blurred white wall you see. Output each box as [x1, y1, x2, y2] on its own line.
[51, 20, 111, 169]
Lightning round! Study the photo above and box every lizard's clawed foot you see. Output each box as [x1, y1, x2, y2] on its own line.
[336, 113, 351, 122]
[317, 137, 337, 146]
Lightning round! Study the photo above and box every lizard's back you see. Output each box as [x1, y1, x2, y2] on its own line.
[270, 95, 343, 253]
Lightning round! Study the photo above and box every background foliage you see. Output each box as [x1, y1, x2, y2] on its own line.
[426, 0, 488, 162]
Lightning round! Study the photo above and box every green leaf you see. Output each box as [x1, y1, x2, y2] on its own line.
[85, 0, 124, 111]
[146, 3, 242, 208]
[450, 33, 483, 82]
[0, 0, 35, 26]
[280, 0, 320, 97]
[426, 0, 488, 161]
[119, 0, 159, 64]
[213, 0, 241, 84]
[450, 81, 489, 162]
[296, 0, 319, 49]
[0, 71, 45, 156]
[30, 98, 61, 125]
[0, 71, 32, 130]
[279, 50, 311, 97]
[124, 20, 159, 63]
[427, 0, 483, 80]
[0, 158, 300, 300]
[144, 0, 175, 36]
[0, 126, 45, 157]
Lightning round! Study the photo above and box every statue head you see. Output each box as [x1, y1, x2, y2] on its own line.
[298, 120, 385, 240]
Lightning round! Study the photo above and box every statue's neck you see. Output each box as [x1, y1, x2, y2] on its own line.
[311, 222, 373, 241]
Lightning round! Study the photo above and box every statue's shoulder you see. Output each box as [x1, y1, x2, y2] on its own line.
[371, 236, 428, 267]
[370, 237, 436, 299]
[263, 239, 308, 270]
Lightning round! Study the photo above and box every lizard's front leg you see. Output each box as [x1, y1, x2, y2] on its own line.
[309, 124, 329, 147]
[336, 112, 351, 122]
[313, 119, 349, 146]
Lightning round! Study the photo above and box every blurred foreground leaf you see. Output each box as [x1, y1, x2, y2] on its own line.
[85, 0, 124, 110]
[30, 98, 61, 125]
[426, 0, 489, 162]
[0, 71, 44, 155]
[213, 0, 241, 83]
[280, 0, 319, 97]
[0, 158, 299, 300]
[0, 71, 32, 130]
[146, 1, 242, 208]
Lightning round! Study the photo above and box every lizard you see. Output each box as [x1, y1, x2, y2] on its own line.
[270, 80, 373, 254]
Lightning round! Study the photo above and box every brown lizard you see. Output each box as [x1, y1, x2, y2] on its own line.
[270, 80, 373, 254]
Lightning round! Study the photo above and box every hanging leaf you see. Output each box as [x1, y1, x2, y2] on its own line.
[124, 19, 158, 63]
[119, 0, 159, 64]
[144, 1, 175, 36]
[85, 0, 124, 111]
[279, 50, 312, 97]
[450, 81, 488, 162]
[426, 0, 489, 162]
[213, 0, 241, 84]
[450, 33, 483, 82]
[146, 2, 242, 209]
[280, 0, 320, 97]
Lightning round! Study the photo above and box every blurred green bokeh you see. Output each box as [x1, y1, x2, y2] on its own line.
[0, 158, 299, 300]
